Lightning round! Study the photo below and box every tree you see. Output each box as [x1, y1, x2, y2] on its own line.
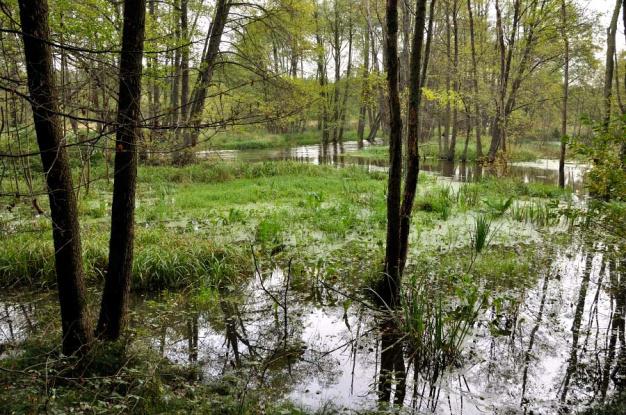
[17, 0, 92, 355]
[603, 0, 621, 129]
[380, 0, 430, 305]
[559, 0, 569, 188]
[97, 0, 147, 340]
[183, 0, 232, 159]
[380, 0, 403, 306]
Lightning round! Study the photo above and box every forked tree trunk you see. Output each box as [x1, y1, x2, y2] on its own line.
[97, 0, 146, 340]
[18, 0, 92, 355]
[380, 0, 403, 306]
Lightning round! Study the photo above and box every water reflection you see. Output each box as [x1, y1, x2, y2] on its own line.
[3, 243, 625, 413]
[197, 141, 589, 191]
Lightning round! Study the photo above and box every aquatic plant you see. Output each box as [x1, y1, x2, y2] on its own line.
[484, 196, 514, 217]
[472, 215, 492, 254]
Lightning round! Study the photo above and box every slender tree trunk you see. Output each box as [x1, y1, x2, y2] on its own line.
[446, 0, 459, 161]
[314, 10, 330, 145]
[170, 0, 181, 128]
[559, 0, 569, 188]
[18, 0, 92, 355]
[380, 0, 403, 306]
[331, 0, 342, 143]
[622, 0, 626, 169]
[183, 0, 231, 156]
[357, 3, 371, 146]
[467, 0, 482, 159]
[180, 0, 190, 133]
[97, 0, 146, 340]
[603, 0, 621, 129]
[398, 0, 428, 274]
[337, 16, 353, 143]
[443, 0, 451, 157]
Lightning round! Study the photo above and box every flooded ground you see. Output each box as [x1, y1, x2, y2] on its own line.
[197, 141, 589, 194]
[2, 144, 619, 414]
[2, 240, 624, 414]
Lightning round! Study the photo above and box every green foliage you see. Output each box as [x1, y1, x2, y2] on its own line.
[572, 117, 626, 201]
[471, 215, 492, 254]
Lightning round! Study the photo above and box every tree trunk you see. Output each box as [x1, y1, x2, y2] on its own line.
[380, 0, 403, 306]
[337, 15, 353, 143]
[442, 0, 451, 157]
[97, 0, 146, 340]
[467, 0, 482, 159]
[603, 0, 621, 129]
[398, 0, 428, 275]
[357, 3, 371, 147]
[183, 0, 231, 156]
[180, 0, 190, 134]
[18, 0, 92, 355]
[446, 0, 459, 161]
[559, 0, 569, 188]
[331, 0, 342, 143]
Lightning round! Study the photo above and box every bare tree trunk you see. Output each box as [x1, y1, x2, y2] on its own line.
[603, 0, 621, 129]
[337, 15, 353, 143]
[442, 0, 451, 157]
[170, 0, 181, 128]
[331, 0, 342, 143]
[97, 0, 146, 340]
[380, 0, 403, 306]
[622, 0, 626, 169]
[314, 9, 330, 145]
[398, 0, 429, 274]
[183, 0, 231, 157]
[18, 0, 92, 355]
[559, 0, 569, 188]
[357, 2, 371, 147]
[180, 0, 190, 135]
[467, 0, 482, 159]
[446, 0, 459, 161]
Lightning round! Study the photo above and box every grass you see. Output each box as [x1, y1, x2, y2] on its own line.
[199, 128, 345, 151]
[0, 334, 311, 414]
[0, 159, 572, 291]
[347, 139, 568, 163]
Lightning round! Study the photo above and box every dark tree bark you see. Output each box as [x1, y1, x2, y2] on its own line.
[331, 0, 342, 143]
[559, 0, 569, 188]
[622, 0, 626, 169]
[97, 0, 146, 340]
[467, 0, 482, 159]
[170, 0, 181, 128]
[603, 0, 621, 129]
[337, 15, 353, 143]
[180, 0, 190, 133]
[380, 0, 403, 306]
[446, 0, 459, 161]
[18, 0, 92, 355]
[357, 2, 371, 147]
[398, 0, 428, 274]
[314, 9, 330, 145]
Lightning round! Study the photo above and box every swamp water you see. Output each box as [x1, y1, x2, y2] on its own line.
[2, 144, 621, 414]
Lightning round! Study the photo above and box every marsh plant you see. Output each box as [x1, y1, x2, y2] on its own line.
[471, 215, 492, 255]
[400, 272, 484, 377]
